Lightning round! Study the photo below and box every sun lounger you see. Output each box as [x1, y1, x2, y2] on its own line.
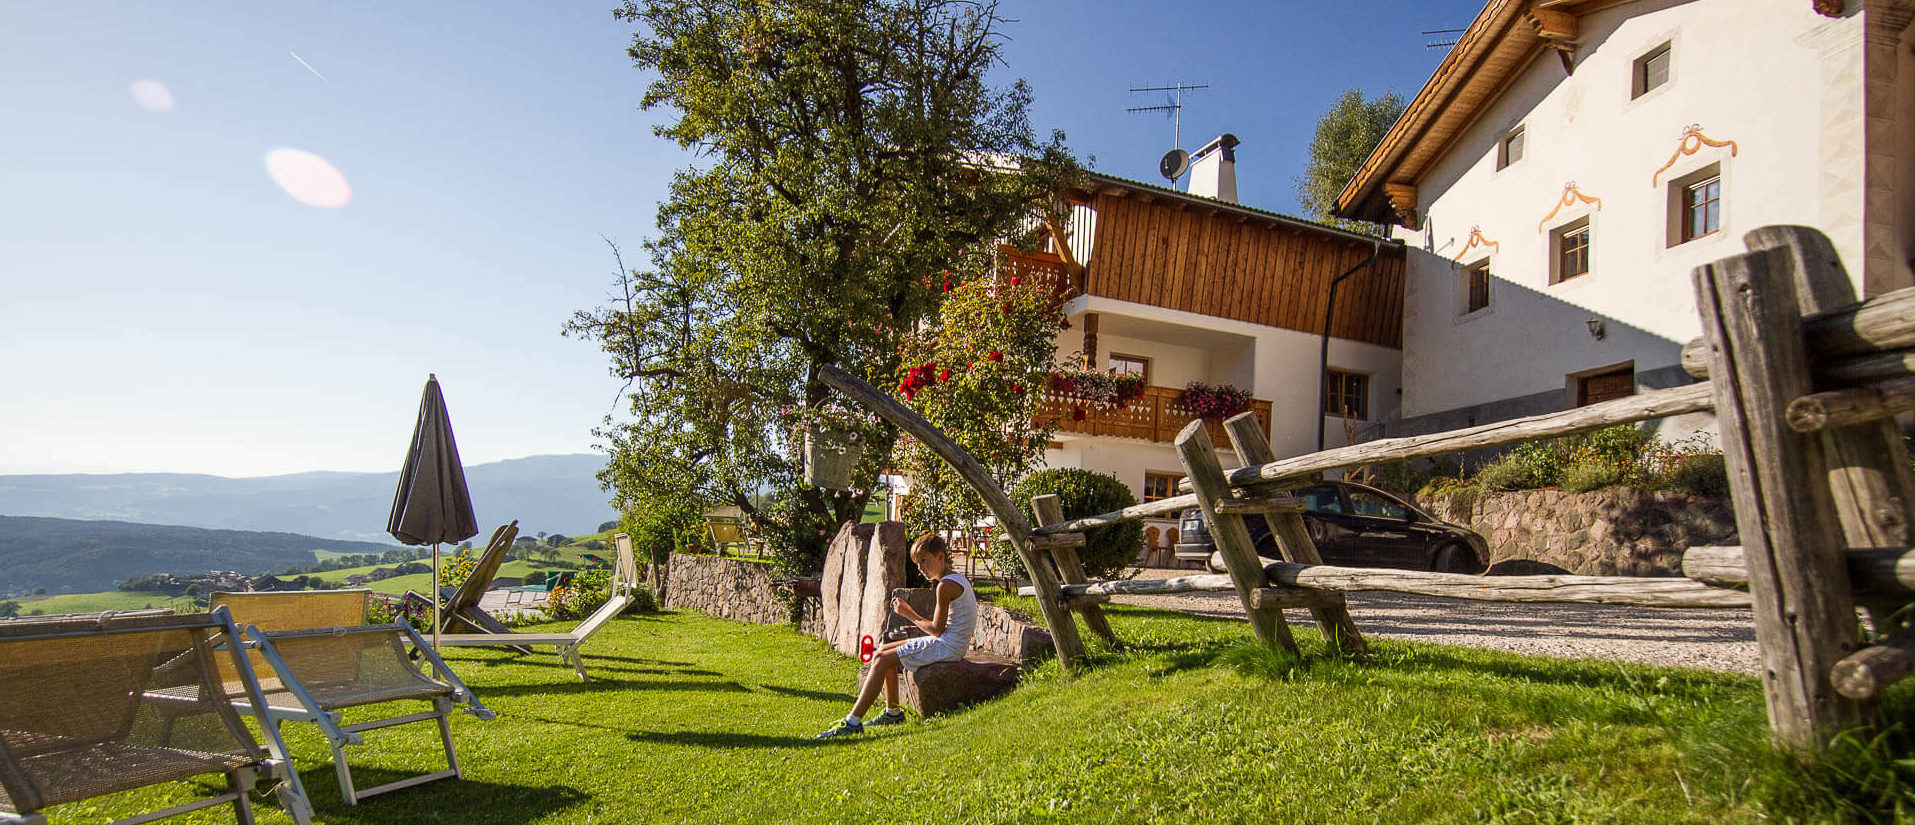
[209, 589, 494, 807]
[435, 533, 640, 681]
[0, 608, 311, 825]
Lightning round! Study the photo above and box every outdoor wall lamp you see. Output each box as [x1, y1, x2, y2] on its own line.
[1585, 318, 1606, 340]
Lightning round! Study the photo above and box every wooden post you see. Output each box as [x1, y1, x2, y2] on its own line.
[1030, 495, 1117, 645]
[1082, 313, 1099, 370]
[818, 365, 1087, 672]
[1748, 226, 1915, 632]
[1174, 420, 1298, 654]
[1223, 413, 1369, 655]
[1694, 243, 1864, 751]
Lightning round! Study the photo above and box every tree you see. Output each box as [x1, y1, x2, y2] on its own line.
[546, 534, 569, 548]
[572, 0, 1079, 574]
[1294, 89, 1406, 232]
[0, 601, 18, 618]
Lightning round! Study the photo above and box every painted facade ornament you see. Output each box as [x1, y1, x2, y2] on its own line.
[1651, 124, 1739, 187]
[1537, 181, 1603, 232]
[1454, 226, 1500, 262]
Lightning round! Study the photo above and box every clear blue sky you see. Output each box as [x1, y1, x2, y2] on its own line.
[1, 1, 1476, 478]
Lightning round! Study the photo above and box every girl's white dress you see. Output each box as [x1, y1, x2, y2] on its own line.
[895, 571, 976, 672]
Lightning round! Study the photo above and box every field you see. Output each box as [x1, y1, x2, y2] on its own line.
[51, 602, 1915, 824]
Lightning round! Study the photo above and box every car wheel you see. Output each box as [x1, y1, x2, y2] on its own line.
[1432, 543, 1481, 575]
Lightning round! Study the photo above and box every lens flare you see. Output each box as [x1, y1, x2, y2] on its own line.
[130, 79, 174, 112]
[264, 148, 352, 209]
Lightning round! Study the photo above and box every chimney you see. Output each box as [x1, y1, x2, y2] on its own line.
[1187, 133, 1239, 203]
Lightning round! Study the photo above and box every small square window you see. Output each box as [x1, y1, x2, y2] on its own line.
[1324, 370, 1369, 420]
[1666, 163, 1723, 247]
[1142, 473, 1184, 503]
[1633, 44, 1671, 99]
[1108, 354, 1149, 382]
[1497, 127, 1525, 170]
[1553, 218, 1591, 283]
[1463, 261, 1491, 314]
[1683, 177, 1721, 242]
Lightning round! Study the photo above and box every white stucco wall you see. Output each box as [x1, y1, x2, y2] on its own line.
[1396, 0, 1869, 420]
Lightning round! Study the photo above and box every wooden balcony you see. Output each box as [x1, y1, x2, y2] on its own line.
[1041, 385, 1273, 446]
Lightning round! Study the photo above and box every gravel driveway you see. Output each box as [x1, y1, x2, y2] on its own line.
[1115, 567, 1760, 675]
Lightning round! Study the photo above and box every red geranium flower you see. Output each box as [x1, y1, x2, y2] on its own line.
[1071, 406, 1087, 422]
[987, 351, 1003, 362]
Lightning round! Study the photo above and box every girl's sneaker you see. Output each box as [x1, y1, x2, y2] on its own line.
[865, 708, 908, 726]
[816, 719, 863, 739]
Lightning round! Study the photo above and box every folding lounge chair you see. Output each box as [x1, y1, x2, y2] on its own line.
[208, 589, 495, 807]
[0, 609, 311, 825]
[436, 533, 640, 681]
[401, 521, 532, 653]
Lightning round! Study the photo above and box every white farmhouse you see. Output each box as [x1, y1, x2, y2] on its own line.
[1334, 0, 1915, 436]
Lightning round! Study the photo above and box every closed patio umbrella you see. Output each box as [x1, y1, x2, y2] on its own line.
[387, 374, 479, 651]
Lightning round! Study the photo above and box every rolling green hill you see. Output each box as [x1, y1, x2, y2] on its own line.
[0, 516, 402, 596]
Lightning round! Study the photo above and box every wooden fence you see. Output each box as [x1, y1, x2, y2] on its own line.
[821, 225, 1915, 753]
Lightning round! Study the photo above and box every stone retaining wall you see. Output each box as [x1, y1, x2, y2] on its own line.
[1423, 488, 1737, 576]
[662, 552, 1047, 660]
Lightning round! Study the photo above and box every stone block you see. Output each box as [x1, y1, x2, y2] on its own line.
[860, 651, 1022, 716]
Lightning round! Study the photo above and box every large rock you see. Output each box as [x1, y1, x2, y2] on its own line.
[820, 522, 907, 658]
[859, 651, 1022, 716]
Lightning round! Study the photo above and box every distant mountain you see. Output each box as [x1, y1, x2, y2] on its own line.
[0, 454, 617, 543]
[0, 516, 403, 596]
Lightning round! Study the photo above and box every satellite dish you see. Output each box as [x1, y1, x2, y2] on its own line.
[1159, 148, 1190, 183]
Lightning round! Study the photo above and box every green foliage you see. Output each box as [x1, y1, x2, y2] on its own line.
[573, 0, 1080, 576]
[1369, 456, 1460, 496]
[0, 600, 17, 618]
[1475, 441, 1564, 491]
[545, 568, 613, 621]
[437, 547, 478, 591]
[1295, 88, 1406, 231]
[897, 276, 1064, 535]
[1563, 460, 1631, 493]
[1006, 468, 1142, 580]
[1660, 453, 1730, 496]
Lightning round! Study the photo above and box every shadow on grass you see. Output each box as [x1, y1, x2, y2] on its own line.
[289, 775, 588, 825]
[758, 684, 852, 703]
[627, 729, 874, 749]
[472, 677, 753, 698]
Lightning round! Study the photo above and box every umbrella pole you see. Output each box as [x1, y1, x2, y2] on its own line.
[431, 542, 442, 653]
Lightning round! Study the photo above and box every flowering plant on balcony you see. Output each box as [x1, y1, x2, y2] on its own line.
[1047, 367, 1147, 409]
[1180, 380, 1253, 420]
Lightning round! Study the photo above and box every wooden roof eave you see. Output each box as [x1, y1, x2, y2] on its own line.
[1332, 0, 1542, 225]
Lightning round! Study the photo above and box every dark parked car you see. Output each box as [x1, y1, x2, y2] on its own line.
[1175, 480, 1488, 574]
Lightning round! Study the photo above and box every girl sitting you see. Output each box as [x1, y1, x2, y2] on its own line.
[817, 534, 976, 738]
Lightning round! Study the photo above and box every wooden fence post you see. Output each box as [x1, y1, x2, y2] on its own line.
[818, 365, 1087, 673]
[1030, 495, 1118, 645]
[1175, 420, 1298, 654]
[1222, 413, 1369, 655]
[1748, 226, 1915, 632]
[1694, 244, 1864, 750]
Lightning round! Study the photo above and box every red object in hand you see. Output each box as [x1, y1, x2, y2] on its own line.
[859, 635, 876, 663]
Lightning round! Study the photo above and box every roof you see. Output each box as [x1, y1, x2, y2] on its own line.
[1332, 0, 1610, 226]
[1079, 171, 1404, 249]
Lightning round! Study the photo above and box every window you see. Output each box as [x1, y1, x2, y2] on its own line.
[1683, 176, 1721, 242]
[1300, 485, 1343, 514]
[1553, 218, 1591, 283]
[1633, 43, 1671, 99]
[1576, 365, 1635, 407]
[1497, 126, 1525, 170]
[1109, 354, 1149, 382]
[1142, 473, 1183, 503]
[1667, 164, 1723, 247]
[1323, 370, 1369, 419]
[1463, 261, 1491, 313]
[1347, 488, 1410, 520]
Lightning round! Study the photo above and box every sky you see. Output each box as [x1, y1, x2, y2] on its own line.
[0, 1, 1478, 478]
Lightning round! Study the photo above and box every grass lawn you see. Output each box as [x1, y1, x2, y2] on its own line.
[8, 589, 196, 615]
[55, 605, 1913, 824]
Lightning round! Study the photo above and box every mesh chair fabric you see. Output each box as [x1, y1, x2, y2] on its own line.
[209, 589, 370, 687]
[251, 627, 451, 710]
[0, 614, 262, 813]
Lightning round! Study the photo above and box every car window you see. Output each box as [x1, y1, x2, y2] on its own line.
[1299, 486, 1342, 513]
[1347, 488, 1409, 519]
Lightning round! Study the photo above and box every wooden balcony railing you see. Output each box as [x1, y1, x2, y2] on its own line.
[1040, 384, 1273, 445]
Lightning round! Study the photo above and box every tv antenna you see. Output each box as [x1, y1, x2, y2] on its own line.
[1128, 82, 1207, 185]
[1423, 27, 1465, 50]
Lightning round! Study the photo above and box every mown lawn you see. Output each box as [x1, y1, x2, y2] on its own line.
[54, 605, 1913, 824]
